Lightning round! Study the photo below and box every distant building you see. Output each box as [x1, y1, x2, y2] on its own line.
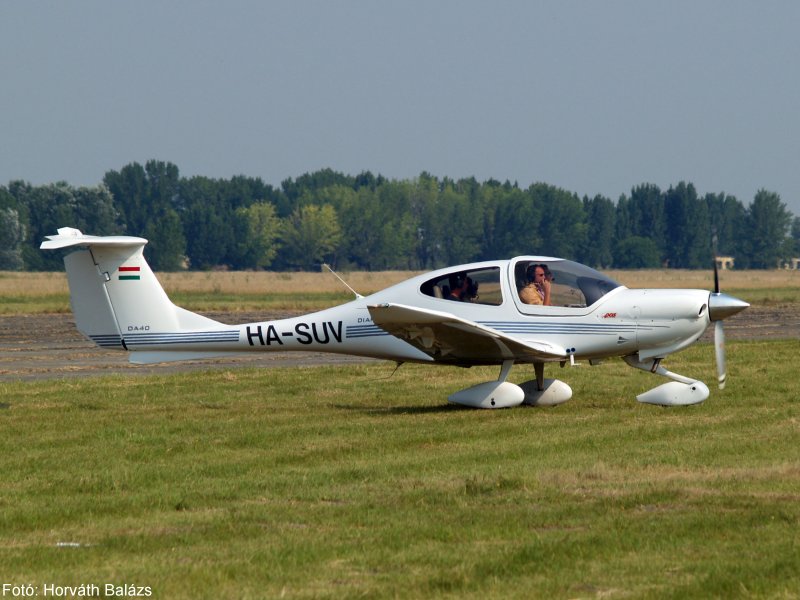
[715, 256, 735, 270]
[779, 258, 800, 270]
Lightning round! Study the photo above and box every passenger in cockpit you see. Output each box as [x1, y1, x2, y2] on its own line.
[447, 273, 468, 301]
[447, 273, 478, 302]
[519, 264, 552, 305]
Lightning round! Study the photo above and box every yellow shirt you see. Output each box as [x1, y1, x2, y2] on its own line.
[519, 283, 543, 305]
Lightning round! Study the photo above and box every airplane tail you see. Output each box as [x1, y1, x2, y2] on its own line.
[41, 227, 222, 351]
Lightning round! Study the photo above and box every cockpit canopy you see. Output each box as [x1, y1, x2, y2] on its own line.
[419, 258, 622, 309]
[511, 258, 622, 308]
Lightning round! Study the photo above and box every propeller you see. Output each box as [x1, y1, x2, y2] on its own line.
[708, 244, 748, 389]
[714, 320, 726, 389]
[713, 252, 725, 389]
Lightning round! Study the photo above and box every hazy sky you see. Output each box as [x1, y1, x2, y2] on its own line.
[2, 1, 799, 213]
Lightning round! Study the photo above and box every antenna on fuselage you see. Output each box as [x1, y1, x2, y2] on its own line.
[322, 263, 364, 299]
[371, 361, 405, 380]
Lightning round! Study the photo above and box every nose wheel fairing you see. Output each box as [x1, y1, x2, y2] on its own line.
[636, 380, 709, 406]
[624, 356, 710, 406]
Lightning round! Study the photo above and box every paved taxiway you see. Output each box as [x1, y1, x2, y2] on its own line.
[0, 306, 795, 381]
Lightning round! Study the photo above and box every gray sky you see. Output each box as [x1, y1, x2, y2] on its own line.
[2, 1, 798, 214]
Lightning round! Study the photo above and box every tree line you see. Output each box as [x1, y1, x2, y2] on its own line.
[1, 160, 797, 271]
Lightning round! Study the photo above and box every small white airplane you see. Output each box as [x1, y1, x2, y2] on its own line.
[42, 227, 748, 409]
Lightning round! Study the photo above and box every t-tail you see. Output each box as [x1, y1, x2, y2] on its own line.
[41, 227, 225, 357]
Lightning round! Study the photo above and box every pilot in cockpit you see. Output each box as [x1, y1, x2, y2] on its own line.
[519, 263, 552, 306]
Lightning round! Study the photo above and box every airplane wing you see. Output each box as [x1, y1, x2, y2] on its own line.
[368, 303, 566, 364]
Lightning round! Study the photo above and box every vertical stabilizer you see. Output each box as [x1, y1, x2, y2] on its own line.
[42, 228, 221, 350]
[63, 249, 124, 347]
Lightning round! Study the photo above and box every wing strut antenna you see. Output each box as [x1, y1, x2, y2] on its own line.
[322, 263, 364, 299]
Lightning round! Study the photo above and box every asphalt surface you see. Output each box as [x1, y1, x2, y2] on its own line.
[1, 306, 797, 382]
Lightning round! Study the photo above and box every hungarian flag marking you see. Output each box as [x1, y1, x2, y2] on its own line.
[119, 266, 141, 281]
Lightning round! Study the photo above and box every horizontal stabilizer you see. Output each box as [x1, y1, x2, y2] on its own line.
[40, 227, 147, 250]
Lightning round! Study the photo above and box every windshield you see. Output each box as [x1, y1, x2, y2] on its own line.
[513, 259, 622, 308]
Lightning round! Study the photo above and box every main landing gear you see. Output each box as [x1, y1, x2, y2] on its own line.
[447, 360, 573, 409]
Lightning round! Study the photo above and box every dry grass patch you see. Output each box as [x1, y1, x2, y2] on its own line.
[157, 270, 419, 295]
[4, 268, 798, 296]
[605, 268, 800, 290]
[0, 270, 419, 297]
[2, 268, 797, 314]
[0, 271, 69, 296]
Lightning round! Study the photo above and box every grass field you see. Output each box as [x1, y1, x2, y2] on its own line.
[1, 340, 798, 598]
[1, 268, 798, 313]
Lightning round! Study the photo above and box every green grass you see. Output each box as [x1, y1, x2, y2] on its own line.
[1, 340, 799, 598]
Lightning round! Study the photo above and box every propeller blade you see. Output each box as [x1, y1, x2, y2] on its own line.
[713, 255, 720, 294]
[715, 320, 727, 389]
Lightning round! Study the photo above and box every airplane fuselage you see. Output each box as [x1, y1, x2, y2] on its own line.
[42, 229, 748, 408]
[123, 259, 714, 367]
